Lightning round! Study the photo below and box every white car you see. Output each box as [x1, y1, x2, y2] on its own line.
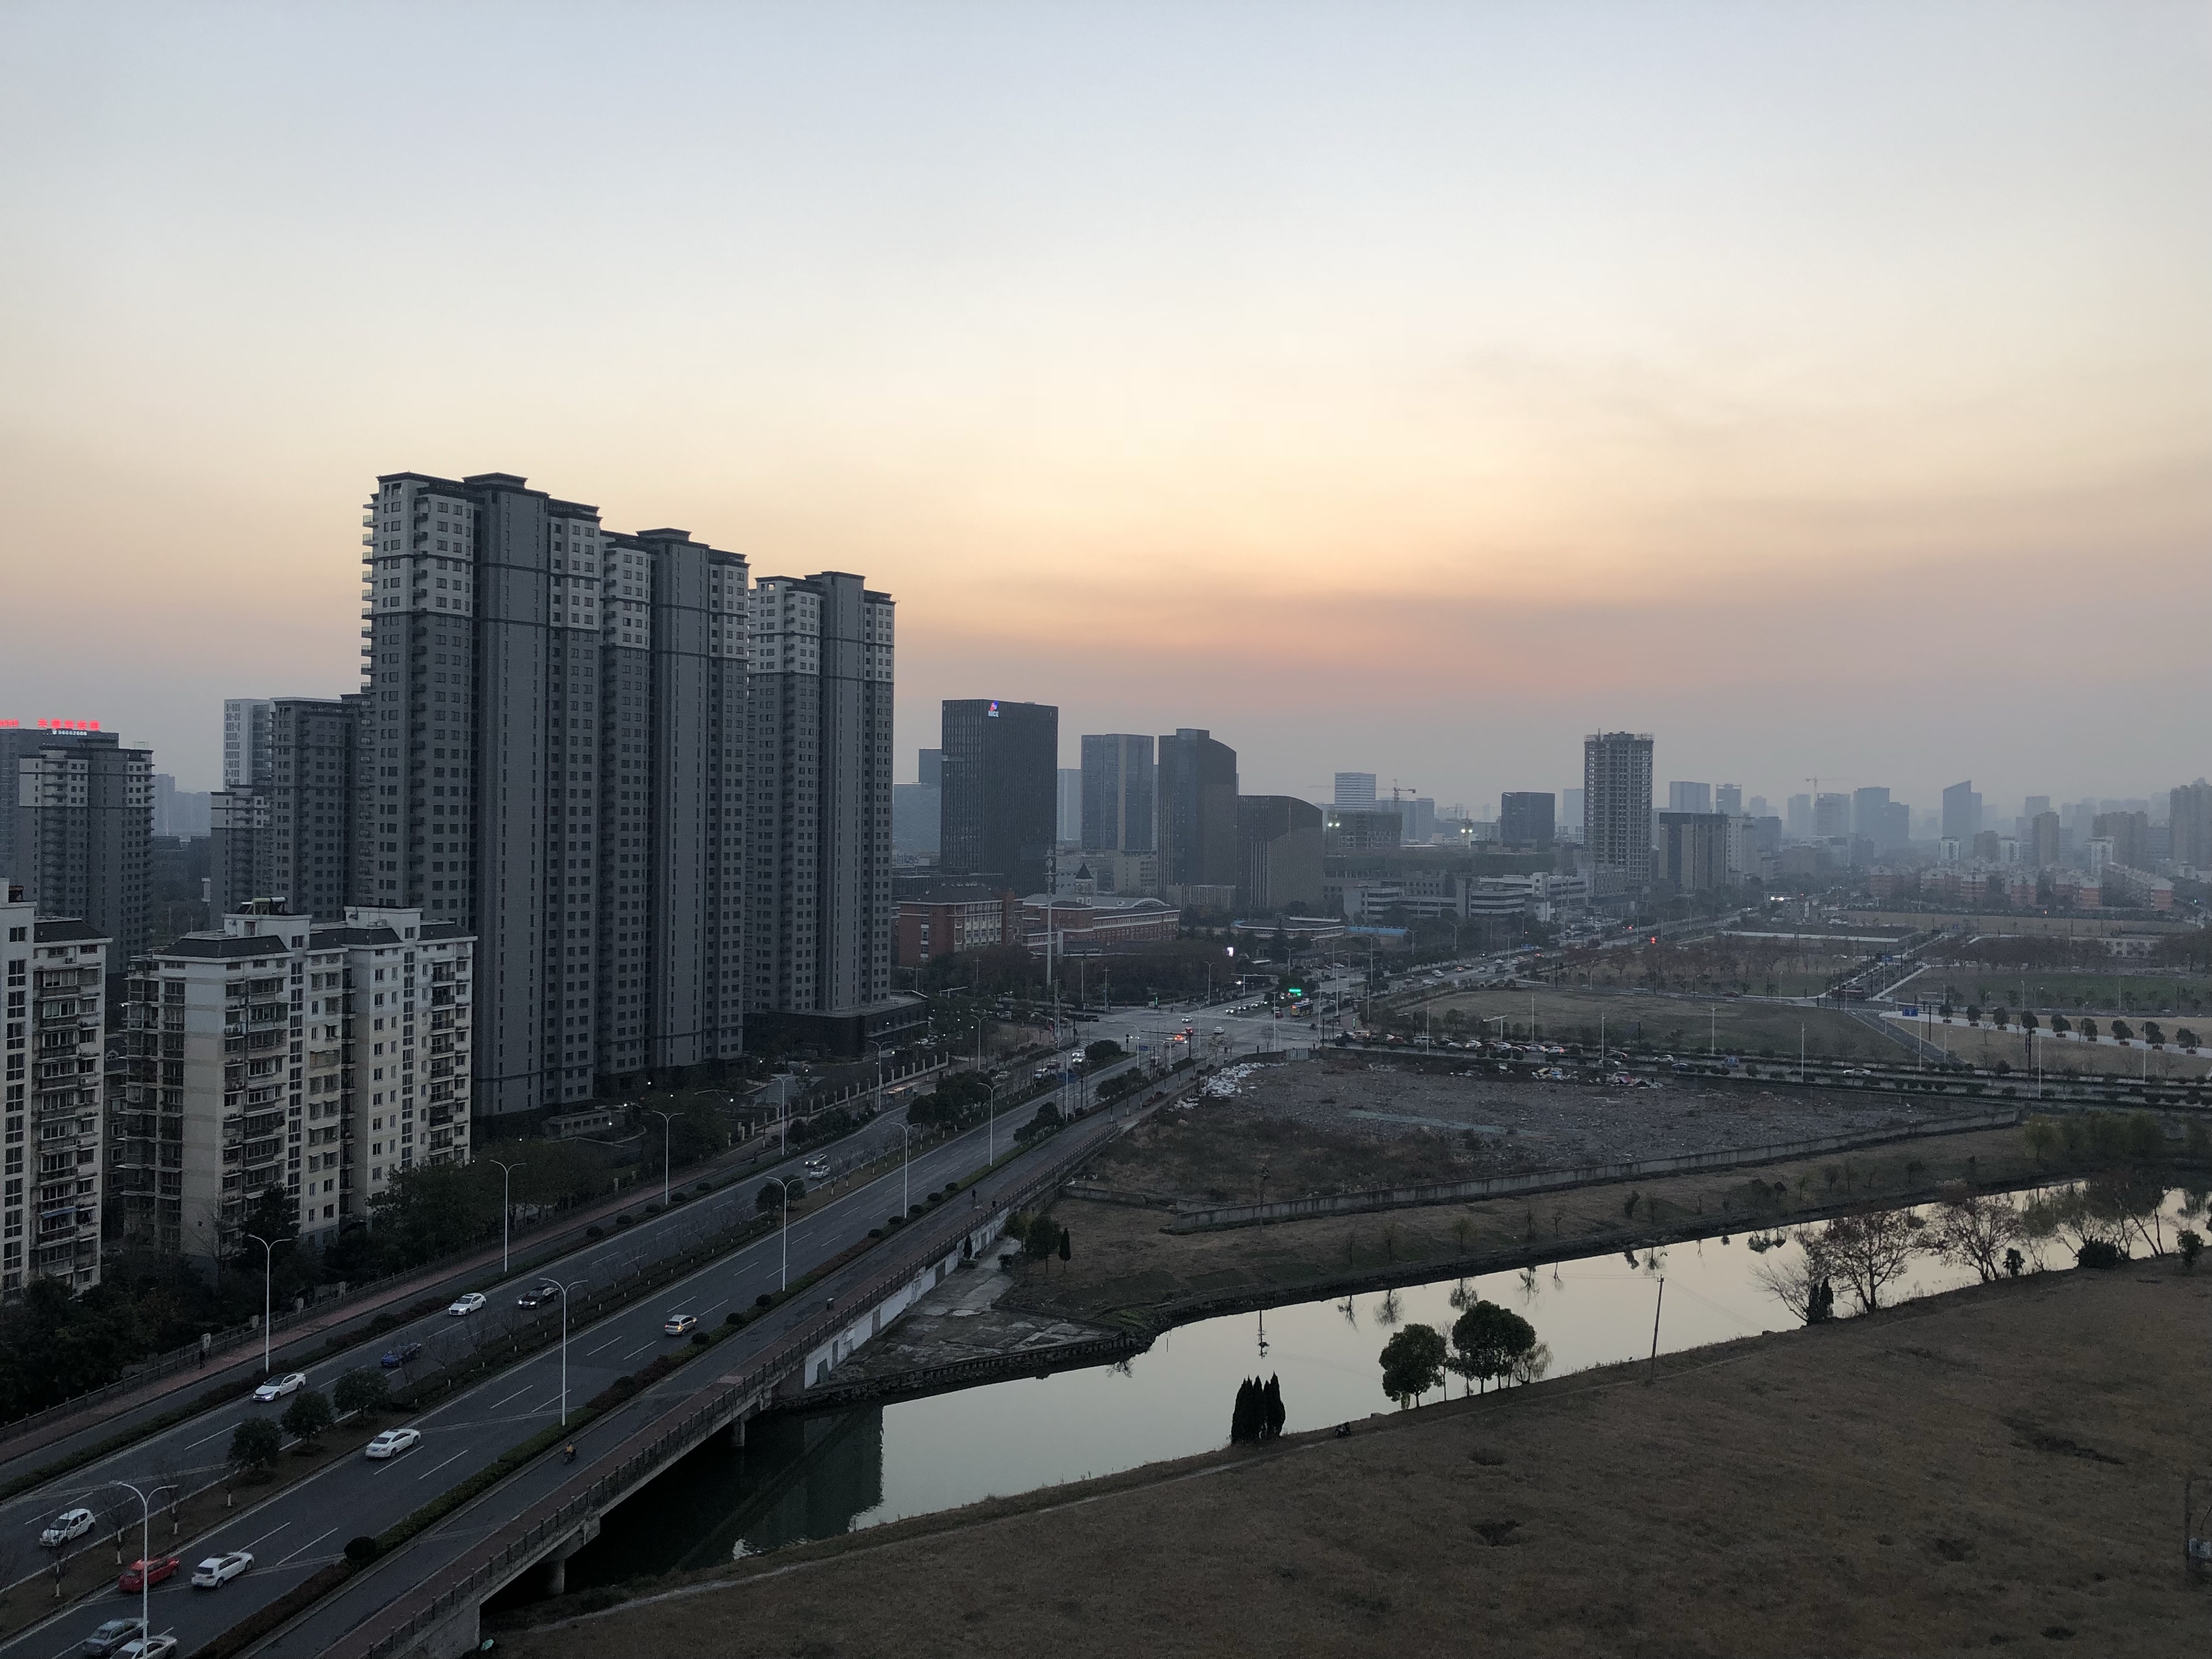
[115, 1639, 177, 1659]
[251, 1372, 307, 1403]
[40, 1506, 95, 1548]
[364, 1427, 422, 1460]
[802, 1156, 829, 1181]
[445, 1292, 486, 1317]
[189, 1550, 252, 1589]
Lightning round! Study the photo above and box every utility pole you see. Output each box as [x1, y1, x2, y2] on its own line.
[1645, 1277, 1665, 1385]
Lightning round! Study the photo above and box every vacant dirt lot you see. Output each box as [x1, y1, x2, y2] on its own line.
[1021, 1123, 2044, 1320]
[499, 1268, 2209, 1658]
[1086, 1056, 1976, 1205]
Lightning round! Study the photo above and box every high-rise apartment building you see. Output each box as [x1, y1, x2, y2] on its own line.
[15, 731, 152, 962]
[940, 700, 1057, 896]
[1852, 786, 1891, 842]
[1942, 780, 1982, 843]
[1876, 800, 1912, 853]
[208, 788, 270, 917]
[1159, 729, 1239, 890]
[1786, 794, 1812, 839]
[1656, 812, 1729, 891]
[1667, 782, 1712, 815]
[748, 572, 895, 1046]
[1333, 773, 1376, 809]
[223, 699, 275, 789]
[112, 903, 472, 1263]
[1080, 735, 1155, 854]
[151, 776, 211, 839]
[2171, 782, 2212, 869]
[2092, 810, 2149, 871]
[1814, 793, 1850, 839]
[1236, 795, 1323, 913]
[2, 885, 109, 1295]
[1499, 792, 1555, 848]
[1582, 733, 1653, 881]
[360, 471, 748, 1115]
[2029, 811, 2063, 868]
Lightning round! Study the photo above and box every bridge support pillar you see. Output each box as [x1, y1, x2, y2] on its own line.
[540, 1515, 601, 1599]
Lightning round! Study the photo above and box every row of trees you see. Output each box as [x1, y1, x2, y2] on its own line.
[228, 1368, 393, 1477]
[1376, 1300, 1549, 1409]
[1229, 1374, 1285, 1444]
[1942, 1006, 2200, 1048]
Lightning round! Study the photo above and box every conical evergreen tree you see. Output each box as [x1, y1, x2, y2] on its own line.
[1263, 1374, 1285, 1440]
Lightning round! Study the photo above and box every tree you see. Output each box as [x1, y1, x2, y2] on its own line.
[332, 1368, 390, 1417]
[281, 1390, 334, 1449]
[1083, 1040, 1123, 1069]
[1926, 1183, 2022, 1283]
[2078, 1018, 2099, 1041]
[1230, 1378, 1262, 1444]
[1813, 1210, 1920, 1313]
[2022, 1117, 2060, 1169]
[1753, 1233, 1836, 1324]
[2145, 1022, 2166, 1048]
[1058, 1227, 1071, 1266]
[1263, 1374, 1285, 1438]
[1017, 1103, 1063, 1142]
[1447, 1301, 1536, 1395]
[2111, 1020, 2133, 1042]
[2179, 1230, 2204, 1272]
[2180, 1028, 2201, 1051]
[234, 1186, 299, 1269]
[230, 1417, 283, 1479]
[1024, 1216, 1062, 1263]
[1378, 1324, 1448, 1409]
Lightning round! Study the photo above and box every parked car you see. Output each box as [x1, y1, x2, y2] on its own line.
[251, 1371, 307, 1402]
[514, 1283, 561, 1309]
[380, 1341, 423, 1368]
[115, 1637, 177, 1659]
[663, 1312, 698, 1338]
[364, 1427, 422, 1460]
[445, 1293, 486, 1317]
[190, 1550, 252, 1589]
[117, 1555, 180, 1594]
[41, 1507, 96, 1548]
[80, 1616, 146, 1656]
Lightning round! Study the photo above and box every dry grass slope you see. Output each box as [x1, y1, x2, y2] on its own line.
[497, 1268, 2209, 1658]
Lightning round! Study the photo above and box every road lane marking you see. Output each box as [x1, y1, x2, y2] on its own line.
[487, 1384, 533, 1409]
[415, 1448, 470, 1481]
[273, 1526, 336, 1568]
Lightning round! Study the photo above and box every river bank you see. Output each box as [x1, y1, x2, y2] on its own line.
[494, 1262, 2208, 1657]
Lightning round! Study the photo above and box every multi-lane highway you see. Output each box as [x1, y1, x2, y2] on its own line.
[0, 1057, 1151, 1659]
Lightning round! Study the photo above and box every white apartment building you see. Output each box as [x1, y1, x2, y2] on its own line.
[2, 884, 108, 1296]
[112, 902, 472, 1265]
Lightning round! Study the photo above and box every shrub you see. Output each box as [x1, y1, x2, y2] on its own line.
[344, 1536, 380, 1565]
[586, 1224, 605, 1239]
[614, 1214, 634, 1229]
[690, 1332, 710, 1347]
[724, 1310, 744, 1327]
[2075, 1238, 2126, 1270]
[754, 1293, 772, 1308]
[2180, 1230, 2204, 1271]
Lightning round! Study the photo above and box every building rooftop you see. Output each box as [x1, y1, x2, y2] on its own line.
[31, 917, 107, 945]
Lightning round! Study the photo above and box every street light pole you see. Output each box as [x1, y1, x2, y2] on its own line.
[556, 1280, 588, 1426]
[243, 1233, 274, 1376]
[895, 1122, 912, 1216]
[765, 1176, 792, 1290]
[489, 1159, 523, 1276]
[109, 1480, 170, 1646]
[647, 1110, 673, 1208]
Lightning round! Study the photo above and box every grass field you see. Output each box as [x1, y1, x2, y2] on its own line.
[1912, 969, 2212, 1019]
[1424, 986, 1898, 1059]
[1567, 949, 1870, 1001]
[498, 1265, 2211, 1658]
[1894, 1018, 2212, 1080]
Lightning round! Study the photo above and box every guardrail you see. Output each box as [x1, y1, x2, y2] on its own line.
[348, 1104, 1136, 1659]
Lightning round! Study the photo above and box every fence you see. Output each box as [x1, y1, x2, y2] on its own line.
[1166, 1110, 2022, 1231]
[348, 1100, 1138, 1659]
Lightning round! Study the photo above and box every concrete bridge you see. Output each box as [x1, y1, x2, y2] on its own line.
[327, 1110, 1127, 1659]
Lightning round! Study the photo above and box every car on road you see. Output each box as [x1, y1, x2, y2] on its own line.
[114, 1637, 177, 1659]
[365, 1427, 423, 1460]
[118, 1555, 181, 1593]
[251, 1370, 307, 1402]
[802, 1155, 830, 1182]
[80, 1616, 146, 1656]
[515, 1282, 561, 1308]
[190, 1550, 252, 1589]
[663, 1312, 698, 1337]
[445, 1292, 486, 1317]
[380, 1341, 423, 1368]
[41, 1507, 96, 1548]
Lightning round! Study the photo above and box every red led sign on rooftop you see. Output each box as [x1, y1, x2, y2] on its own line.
[0, 720, 102, 731]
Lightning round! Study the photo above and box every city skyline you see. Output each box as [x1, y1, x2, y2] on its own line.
[3, 3, 2207, 808]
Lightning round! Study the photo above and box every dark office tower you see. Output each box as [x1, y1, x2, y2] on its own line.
[749, 572, 894, 1027]
[15, 731, 152, 958]
[1941, 780, 1981, 843]
[1582, 732, 1654, 881]
[1237, 795, 1323, 912]
[1157, 728, 1239, 889]
[1851, 786, 1891, 843]
[2170, 783, 2212, 868]
[359, 471, 749, 1118]
[940, 700, 1058, 896]
[1877, 800, 1912, 853]
[1080, 734, 1155, 854]
[1714, 784, 1743, 817]
[1499, 791, 1555, 849]
[918, 748, 942, 789]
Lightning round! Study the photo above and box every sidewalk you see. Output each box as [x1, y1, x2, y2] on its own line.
[0, 1124, 809, 1482]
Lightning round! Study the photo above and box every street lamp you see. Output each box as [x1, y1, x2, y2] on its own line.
[891, 1122, 912, 1216]
[489, 1159, 524, 1276]
[108, 1480, 175, 1647]
[242, 1233, 274, 1376]
[647, 1109, 673, 1208]
[764, 1176, 793, 1290]
[556, 1279, 588, 1426]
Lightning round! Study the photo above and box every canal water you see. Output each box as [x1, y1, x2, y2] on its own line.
[561, 1183, 2198, 1588]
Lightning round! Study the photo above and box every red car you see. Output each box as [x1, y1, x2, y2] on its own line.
[119, 1555, 180, 1593]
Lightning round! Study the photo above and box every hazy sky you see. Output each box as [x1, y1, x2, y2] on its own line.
[3, 2, 2207, 812]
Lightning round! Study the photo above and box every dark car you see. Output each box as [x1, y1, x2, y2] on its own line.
[379, 1341, 423, 1369]
[515, 1283, 561, 1309]
[82, 1617, 146, 1657]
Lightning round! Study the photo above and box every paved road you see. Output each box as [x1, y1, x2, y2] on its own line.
[0, 1064, 1125, 1659]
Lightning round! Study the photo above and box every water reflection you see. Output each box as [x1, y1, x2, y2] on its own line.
[567, 1184, 2194, 1589]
